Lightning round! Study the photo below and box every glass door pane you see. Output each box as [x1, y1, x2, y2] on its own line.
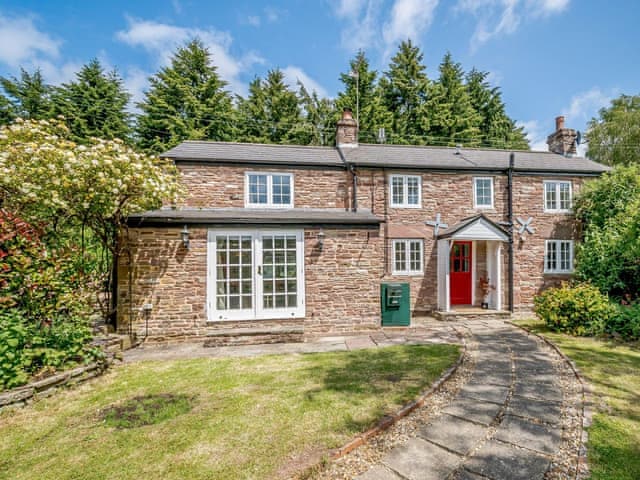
[261, 234, 298, 310]
[213, 233, 254, 318]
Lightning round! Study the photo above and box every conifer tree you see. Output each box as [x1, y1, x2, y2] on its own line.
[335, 50, 392, 143]
[51, 59, 131, 143]
[236, 69, 302, 144]
[295, 82, 336, 145]
[136, 39, 234, 153]
[466, 68, 528, 149]
[425, 52, 482, 146]
[0, 68, 51, 120]
[0, 93, 14, 125]
[379, 40, 430, 143]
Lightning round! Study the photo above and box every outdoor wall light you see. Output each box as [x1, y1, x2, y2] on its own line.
[181, 224, 190, 249]
[317, 229, 326, 251]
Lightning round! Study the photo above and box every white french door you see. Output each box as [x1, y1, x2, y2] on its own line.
[207, 229, 305, 321]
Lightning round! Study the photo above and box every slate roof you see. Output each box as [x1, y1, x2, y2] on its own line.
[162, 141, 343, 166]
[162, 140, 609, 174]
[127, 208, 382, 226]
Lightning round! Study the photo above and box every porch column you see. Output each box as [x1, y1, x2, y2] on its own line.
[437, 239, 451, 312]
[495, 243, 502, 311]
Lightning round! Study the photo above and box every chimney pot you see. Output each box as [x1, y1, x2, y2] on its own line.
[336, 108, 358, 148]
[555, 116, 565, 131]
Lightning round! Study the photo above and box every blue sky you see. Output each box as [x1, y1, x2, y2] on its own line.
[0, 0, 638, 151]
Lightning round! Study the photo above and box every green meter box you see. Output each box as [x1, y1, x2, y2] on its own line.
[380, 282, 410, 326]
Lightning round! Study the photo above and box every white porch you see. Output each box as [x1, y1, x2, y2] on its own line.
[436, 215, 509, 313]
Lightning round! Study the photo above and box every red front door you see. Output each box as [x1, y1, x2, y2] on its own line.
[450, 241, 472, 305]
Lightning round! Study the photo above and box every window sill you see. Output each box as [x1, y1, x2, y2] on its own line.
[389, 204, 422, 209]
[543, 210, 572, 214]
[543, 271, 573, 275]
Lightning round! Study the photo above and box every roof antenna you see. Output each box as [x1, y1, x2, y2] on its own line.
[455, 144, 462, 155]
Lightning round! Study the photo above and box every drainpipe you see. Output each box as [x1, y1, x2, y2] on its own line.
[349, 163, 358, 212]
[508, 153, 515, 313]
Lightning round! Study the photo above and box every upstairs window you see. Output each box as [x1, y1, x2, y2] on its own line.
[544, 240, 574, 273]
[246, 173, 293, 208]
[544, 181, 572, 212]
[474, 177, 494, 208]
[390, 175, 421, 208]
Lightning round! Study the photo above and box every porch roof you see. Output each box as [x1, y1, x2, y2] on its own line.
[438, 214, 509, 242]
[126, 207, 382, 227]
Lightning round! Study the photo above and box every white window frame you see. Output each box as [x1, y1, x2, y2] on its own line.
[543, 180, 572, 213]
[207, 229, 305, 321]
[245, 172, 294, 208]
[473, 177, 494, 209]
[544, 240, 574, 274]
[392, 239, 424, 275]
[389, 174, 422, 208]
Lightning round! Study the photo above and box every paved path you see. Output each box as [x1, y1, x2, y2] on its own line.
[123, 325, 460, 362]
[356, 320, 563, 480]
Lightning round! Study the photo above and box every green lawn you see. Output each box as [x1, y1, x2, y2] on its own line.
[517, 320, 640, 480]
[0, 344, 459, 480]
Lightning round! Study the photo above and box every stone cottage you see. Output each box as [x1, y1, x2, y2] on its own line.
[118, 111, 608, 342]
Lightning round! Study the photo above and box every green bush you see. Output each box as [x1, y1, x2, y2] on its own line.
[0, 311, 102, 390]
[607, 302, 640, 341]
[534, 282, 617, 336]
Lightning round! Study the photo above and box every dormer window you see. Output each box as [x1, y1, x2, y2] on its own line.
[245, 172, 293, 208]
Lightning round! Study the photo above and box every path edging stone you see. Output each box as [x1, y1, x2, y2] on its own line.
[330, 333, 468, 460]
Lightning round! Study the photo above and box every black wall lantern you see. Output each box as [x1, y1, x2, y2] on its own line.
[317, 229, 325, 251]
[181, 225, 190, 249]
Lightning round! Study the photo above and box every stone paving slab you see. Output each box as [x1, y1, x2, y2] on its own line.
[355, 465, 402, 480]
[470, 370, 512, 387]
[495, 415, 561, 455]
[464, 440, 551, 480]
[512, 380, 562, 403]
[514, 358, 555, 372]
[345, 336, 378, 350]
[474, 359, 512, 372]
[457, 382, 510, 405]
[383, 437, 461, 480]
[454, 469, 487, 480]
[442, 398, 503, 426]
[507, 395, 562, 425]
[515, 370, 558, 385]
[418, 413, 488, 455]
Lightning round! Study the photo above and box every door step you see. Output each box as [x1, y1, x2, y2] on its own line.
[203, 326, 304, 347]
[433, 310, 511, 322]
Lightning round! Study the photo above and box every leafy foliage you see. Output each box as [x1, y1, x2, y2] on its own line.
[136, 39, 234, 153]
[0, 68, 52, 121]
[587, 94, 640, 166]
[534, 282, 616, 336]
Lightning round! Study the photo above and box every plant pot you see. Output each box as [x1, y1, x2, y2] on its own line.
[481, 302, 489, 309]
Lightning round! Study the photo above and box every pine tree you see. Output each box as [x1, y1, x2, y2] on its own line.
[136, 39, 234, 153]
[466, 68, 528, 149]
[0, 68, 51, 120]
[236, 69, 302, 144]
[425, 52, 482, 146]
[0, 93, 14, 125]
[379, 40, 430, 143]
[51, 59, 131, 143]
[335, 50, 392, 143]
[295, 82, 336, 146]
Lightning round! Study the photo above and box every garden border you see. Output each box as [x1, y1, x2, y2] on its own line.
[507, 320, 594, 480]
[329, 329, 468, 460]
[0, 360, 111, 411]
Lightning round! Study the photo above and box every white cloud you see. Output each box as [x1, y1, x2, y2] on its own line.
[382, 0, 439, 50]
[115, 17, 264, 95]
[562, 87, 614, 125]
[457, 0, 570, 51]
[518, 119, 549, 151]
[282, 66, 328, 98]
[334, 0, 368, 18]
[247, 15, 261, 27]
[0, 13, 60, 67]
[331, 0, 382, 52]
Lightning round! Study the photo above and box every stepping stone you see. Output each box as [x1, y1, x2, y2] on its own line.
[464, 440, 550, 480]
[442, 398, 502, 426]
[383, 437, 460, 480]
[495, 415, 561, 455]
[458, 382, 509, 405]
[512, 380, 562, 403]
[507, 396, 562, 425]
[418, 413, 488, 455]
[355, 465, 402, 480]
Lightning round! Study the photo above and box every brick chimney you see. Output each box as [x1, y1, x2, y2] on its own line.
[336, 108, 358, 148]
[546, 115, 578, 156]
